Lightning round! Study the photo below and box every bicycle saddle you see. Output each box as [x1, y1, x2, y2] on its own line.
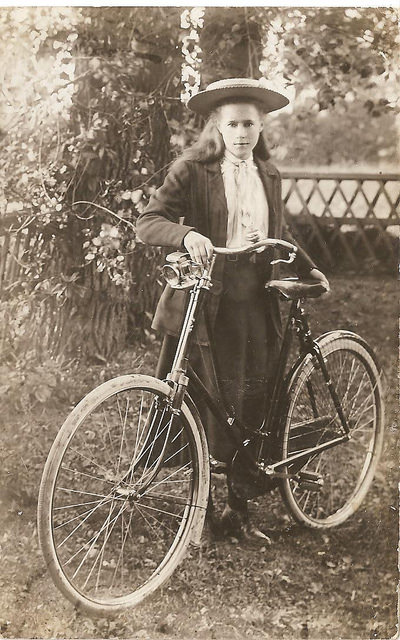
[265, 278, 329, 300]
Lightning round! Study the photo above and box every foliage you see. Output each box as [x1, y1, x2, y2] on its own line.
[258, 7, 399, 110]
[199, 6, 400, 166]
[0, 6, 399, 360]
[263, 7, 400, 165]
[0, 7, 186, 358]
[0, 292, 72, 417]
[180, 7, 205, 103]
[0, 7, 80, 213]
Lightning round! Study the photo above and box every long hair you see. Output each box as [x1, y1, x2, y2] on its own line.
[181, 101, 271, 163]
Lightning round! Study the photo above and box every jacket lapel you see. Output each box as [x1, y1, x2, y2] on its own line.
[254, 158, 280, 239]
[205, 161, 228, 247]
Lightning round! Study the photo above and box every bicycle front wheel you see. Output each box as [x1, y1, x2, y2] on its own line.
[280, 332, 384, 528]
[37, 375, 209, 616]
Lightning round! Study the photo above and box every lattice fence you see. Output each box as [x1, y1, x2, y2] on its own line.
[281, 171, 399, 270]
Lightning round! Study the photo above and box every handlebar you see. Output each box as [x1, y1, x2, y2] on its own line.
[162, 239, 298, 289]
[213, 238, 297, 266]
[213, 238, 297, 255]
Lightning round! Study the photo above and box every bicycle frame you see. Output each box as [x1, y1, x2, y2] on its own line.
[162, 246, 349, 482]
[257, 299, 350, 479]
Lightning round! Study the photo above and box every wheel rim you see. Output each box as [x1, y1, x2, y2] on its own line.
[283, 344, 382, 525]
[48, 386, 199, 606]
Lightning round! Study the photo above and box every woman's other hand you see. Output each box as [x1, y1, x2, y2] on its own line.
[245, 229, 265, 253]
[308, 268, 330, 292]
[245, 229, 262, 244]
[183, 231, 214, 266]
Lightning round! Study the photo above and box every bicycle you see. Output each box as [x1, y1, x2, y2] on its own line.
[37, 238, 385, 616]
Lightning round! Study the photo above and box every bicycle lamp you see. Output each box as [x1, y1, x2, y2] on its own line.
[162, 252, 203, 289]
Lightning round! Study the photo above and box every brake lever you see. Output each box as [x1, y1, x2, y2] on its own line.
[271, 249, 297, 266]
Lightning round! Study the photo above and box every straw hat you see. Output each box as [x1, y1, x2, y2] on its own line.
[187, 77, 289, 116]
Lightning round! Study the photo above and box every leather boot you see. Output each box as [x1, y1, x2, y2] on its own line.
[220, 476, 271, 544]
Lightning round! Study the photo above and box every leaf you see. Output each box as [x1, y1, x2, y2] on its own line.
[34, 384, 52, 403]
[131, 189, 143, 204]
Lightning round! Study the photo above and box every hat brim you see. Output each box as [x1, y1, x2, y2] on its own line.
[187, 85, 289, 116]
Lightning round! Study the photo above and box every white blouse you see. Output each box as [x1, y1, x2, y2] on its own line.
[220, 151, 269, 248]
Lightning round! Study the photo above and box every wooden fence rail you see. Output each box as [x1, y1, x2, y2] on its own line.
[0, 220, 35, 295]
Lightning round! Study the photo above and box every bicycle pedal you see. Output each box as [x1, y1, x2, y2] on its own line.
[297, 471, 324, 492]
[298, 470, 322, 482]
[297, 472, 324, 492]
[298, 480, 324, 492]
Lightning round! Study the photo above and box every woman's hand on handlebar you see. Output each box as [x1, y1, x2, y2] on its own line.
[183, 230, 214, 266]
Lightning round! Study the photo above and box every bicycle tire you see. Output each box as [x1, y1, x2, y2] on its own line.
[37, 374, 209, 616]
[280, 332, 384, 528]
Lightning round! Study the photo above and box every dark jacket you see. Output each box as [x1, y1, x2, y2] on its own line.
[136, 156, 316, 344]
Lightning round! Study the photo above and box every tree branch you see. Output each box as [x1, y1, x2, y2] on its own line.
[72, 201, 136, 231]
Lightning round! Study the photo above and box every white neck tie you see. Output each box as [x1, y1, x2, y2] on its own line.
[221, 155, 269, 248]
[235, 161, 254, 233]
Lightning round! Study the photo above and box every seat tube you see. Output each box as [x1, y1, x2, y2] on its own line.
[311, 343, 351, 435]
[296, 304, 350, 436]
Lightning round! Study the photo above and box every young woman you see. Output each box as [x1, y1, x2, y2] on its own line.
[137, 78, 329, 541]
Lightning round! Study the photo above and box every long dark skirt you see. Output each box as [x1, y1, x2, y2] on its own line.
[156, 259, 281, 463]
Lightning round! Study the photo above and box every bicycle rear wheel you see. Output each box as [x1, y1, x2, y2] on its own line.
[280, 332, 384, 528]
[37, 375, 209, 616]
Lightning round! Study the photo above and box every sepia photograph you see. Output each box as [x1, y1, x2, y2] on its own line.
[0, 3, 398, 639]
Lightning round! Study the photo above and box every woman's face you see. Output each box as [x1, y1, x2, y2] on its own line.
[216, 102, 264, 160]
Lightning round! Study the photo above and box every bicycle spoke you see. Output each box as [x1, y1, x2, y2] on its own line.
[56, 490, 116, 550]
[144, 461, 192, 495]
[343, 369, 369, 416]
[82, 498, 120, 590]
[127, 392, 145, 484]
[116, 395, 130, 476]
[54, 498, 108, 511]
[164, 442, 189, 465]
[102, 406, 118, 475]
[56, 487, 112, 500]
[134, 502, 168, 541]
[67, 447, 111, 477]
[54, 496, 116, 530]
[110, 508, 134, 591]
[143, 491, 191, 507]
[60, 465, 117, 486]
[137, 410, 171, 484]
[135, 502, 181, 538]
[340, 357, 360, 408]
[132, 408, 170, 480]
[74, 500, 128, 582]
[136, 500, 185, 521]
